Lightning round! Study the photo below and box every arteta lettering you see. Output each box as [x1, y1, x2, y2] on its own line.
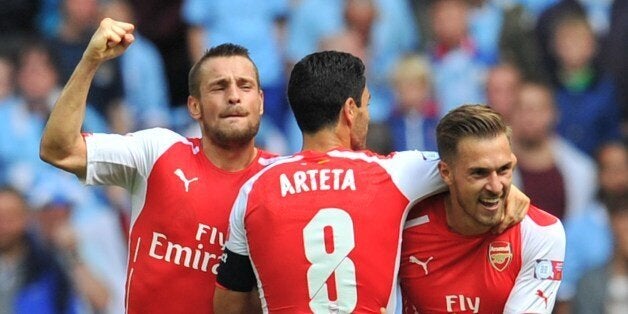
[148, 223, 225, 274]
[279, 168, 356, 197]
[445, 295, 480, 313]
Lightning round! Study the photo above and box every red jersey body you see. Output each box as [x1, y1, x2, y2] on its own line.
[225, 149, 446, 313]
[399, 193, 565, 314]
[84, 128, 276, 314]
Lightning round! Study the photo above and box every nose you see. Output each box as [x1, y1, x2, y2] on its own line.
[226, 84, 240, 105]
[485, 172, 504, 194]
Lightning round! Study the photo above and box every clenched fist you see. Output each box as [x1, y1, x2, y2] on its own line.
[83, 18, 135, 63]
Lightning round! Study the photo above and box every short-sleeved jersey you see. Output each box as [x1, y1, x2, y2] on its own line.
[84, 128, 276, 314]
[399, 194, 566, 314]
[224, 149, 446, 313]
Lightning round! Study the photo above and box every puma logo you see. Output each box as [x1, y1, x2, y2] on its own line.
[409, 256, 434, 275]
[174, 168, 198, 192]
[536, 289, 552, 308]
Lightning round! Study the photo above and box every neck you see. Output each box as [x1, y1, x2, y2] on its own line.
[444, 193, 491, 236]
[201, 137, 257, 172]
[301, 128, 349, 153]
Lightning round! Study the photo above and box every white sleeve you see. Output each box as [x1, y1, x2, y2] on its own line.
[503, 217, 566, 313]
[224, 179, 255, 256]
[225, 155, 301, 256]
[378, 150, 446, 204]
[84, 128, 183, 189]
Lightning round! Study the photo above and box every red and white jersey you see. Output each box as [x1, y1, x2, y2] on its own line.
[226, 149, 446, 313]
[399, 194, 566, 314]
[84, 128, 276, 314]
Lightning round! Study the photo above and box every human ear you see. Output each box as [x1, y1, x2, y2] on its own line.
[187, 96, 201, 120]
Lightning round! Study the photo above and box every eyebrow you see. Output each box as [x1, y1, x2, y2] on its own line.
[208, 76, 256, 87]
[468, 161, 514, 173]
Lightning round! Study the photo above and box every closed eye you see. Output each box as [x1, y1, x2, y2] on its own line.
[497, 163, 513, 175]
[470, 169, 489, 178]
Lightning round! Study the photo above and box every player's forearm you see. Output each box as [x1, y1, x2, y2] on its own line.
[40, 56, 101, 176]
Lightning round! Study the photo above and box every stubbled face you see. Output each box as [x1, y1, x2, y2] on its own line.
[441, 134, 516, 233]
[190, 56, 263, 149]
[350, 86, 371, 150]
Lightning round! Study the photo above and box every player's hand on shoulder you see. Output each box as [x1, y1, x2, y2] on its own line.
[83, 18, 135, 63]
[493, 184, 530, 234]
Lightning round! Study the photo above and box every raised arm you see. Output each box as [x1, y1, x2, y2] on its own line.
[39, 18, 135, 178]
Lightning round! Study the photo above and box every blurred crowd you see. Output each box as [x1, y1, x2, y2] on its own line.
[0, 0, 626, 313]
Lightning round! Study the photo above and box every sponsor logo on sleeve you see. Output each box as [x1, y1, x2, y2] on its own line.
[534, 259, 563, 280]
[488, 241, 512, 271]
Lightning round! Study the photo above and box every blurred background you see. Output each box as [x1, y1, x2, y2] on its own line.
[0, 0, 626, 313]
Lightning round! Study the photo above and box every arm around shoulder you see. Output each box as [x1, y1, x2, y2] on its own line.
[504, 212, 566, 313]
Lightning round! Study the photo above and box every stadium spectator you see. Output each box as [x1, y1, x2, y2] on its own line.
[550, 12, 622, 157]
[367, 54, 439, 154]
[0, 186, 80, 314]
[572, 193, 628, 313]
[427, 0, 488, 115]
[32, 196, 116, 313]
[558, 142, 628, 313]
[510, 81, 597, 220]
[0, 40, 107, 194]
[485, 62, 523, 123]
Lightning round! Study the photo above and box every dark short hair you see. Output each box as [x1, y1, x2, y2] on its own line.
[188, 43, 260, 98]
[287, 51, 366, 134]
[436, 104, 511, 163]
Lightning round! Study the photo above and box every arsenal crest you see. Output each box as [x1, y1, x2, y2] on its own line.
[488, 241, 512, 271]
